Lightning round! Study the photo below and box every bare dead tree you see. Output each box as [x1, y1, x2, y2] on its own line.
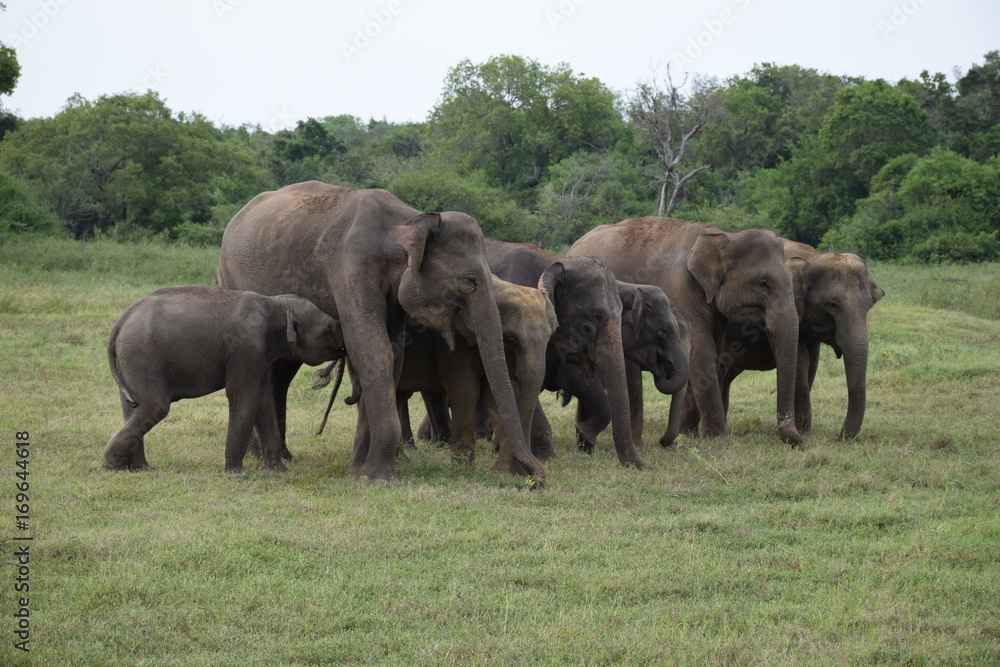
[627, 67, 716, 216]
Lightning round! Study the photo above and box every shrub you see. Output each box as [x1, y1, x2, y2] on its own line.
[0, 169, 63, 240]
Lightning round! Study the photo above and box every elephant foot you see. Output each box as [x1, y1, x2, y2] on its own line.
[778, 424, 803, 447]
[224, 463, 244, 473]
[839, 426, 862, 440]
[127, 451, 149, 470]
[104, 449, 147, 471]
[356, 461, 400, 483]
[246, 436, 262, 458]
[619, 454, 648, 470]
[533, 445, 557, 462]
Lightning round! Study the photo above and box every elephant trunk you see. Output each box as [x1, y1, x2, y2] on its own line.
[652, 348, 689, 396]
[516, 346, 548, 457]
[467, 296, 545, 484]
[766, 301, 803, 445]
[839, 318, 870, 440]
[599, 321, 645, 468]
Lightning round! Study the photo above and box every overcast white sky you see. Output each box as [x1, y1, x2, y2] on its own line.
[3, 0, 997, 131]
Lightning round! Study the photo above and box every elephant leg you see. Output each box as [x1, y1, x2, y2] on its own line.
[475, 399, 494, 442]
[719, 366, 741, 418]
[659, 383, 688, 447]
[573, 386, 611, 455]
[270, 359, 301, 461]
[104, 391, 167, 470]
[795, 339, 820, 434]
[440, 350, 481, 465]
[625, 360, 646, 450]
[349, 395, 371, 474]
[417, 391, 452, 445]
[252, 380, 288, 472]
[247, 360, 300, 461]
[397, 391, 415, 451]
[690, 339, 728, 439]
[325, 308, 405, 482]
[678, 384, 700, 436]
[529, 399, 555, 461]
[224, 381, 264, 472]
[485, 387, 532, 476]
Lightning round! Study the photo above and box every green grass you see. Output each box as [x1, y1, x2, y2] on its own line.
[2, 238, 999, 665]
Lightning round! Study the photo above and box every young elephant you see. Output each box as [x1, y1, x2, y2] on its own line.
[104, 286, 345, 472]
[559, 282, 690, 453]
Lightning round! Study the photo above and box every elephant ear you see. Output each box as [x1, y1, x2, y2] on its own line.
[786, 256, 810, 319]
[867, 269, 885, 306]
[622, 286, 646, 340]
[538, 262, 566, 300]
[687, 232, 728, 304]
[389, 212, 442, 273]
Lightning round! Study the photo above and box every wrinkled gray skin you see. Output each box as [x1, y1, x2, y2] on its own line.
[682, 240, 884, 439]
[217, 181, 546, 484]
[104, 285, 344, 471]
[484, 239, 646, 468]
[569, 217, 803, 445]
[557, 281, 689, 453]
[356, 277, 557, 472]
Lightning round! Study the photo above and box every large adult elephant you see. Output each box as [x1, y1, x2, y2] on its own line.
[554, 281, 689, 452]
[217, 181, 545, 484]
[484, 239, 646, 468]
[684, 240, 884, 439]
[569, 216, 803, 445]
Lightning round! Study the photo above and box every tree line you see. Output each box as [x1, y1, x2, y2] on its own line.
[0, 50, 998, 262]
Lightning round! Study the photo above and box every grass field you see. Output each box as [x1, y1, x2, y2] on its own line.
[1, 238, 998, 665]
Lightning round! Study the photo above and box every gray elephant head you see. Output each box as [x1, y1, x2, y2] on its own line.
[271, 295, 346, 367]
[618, 282, 689, 396]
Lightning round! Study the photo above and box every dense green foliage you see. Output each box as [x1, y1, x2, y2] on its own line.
[0, 52, 997, 260]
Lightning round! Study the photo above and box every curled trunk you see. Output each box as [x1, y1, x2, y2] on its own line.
[652, 351, 689, 396]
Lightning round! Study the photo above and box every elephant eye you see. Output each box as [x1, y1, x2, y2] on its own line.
[757, 279, 770, 291]
[458, 273, 479, 293]
[825, 300, 840, 314]
[503, 334, 520, 350]
[659, 326, 673, 338]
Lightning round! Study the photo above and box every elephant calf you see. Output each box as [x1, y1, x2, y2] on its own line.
[104, 285, 345, 472]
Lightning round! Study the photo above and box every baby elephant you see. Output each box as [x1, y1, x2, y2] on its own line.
[104, 285, 345, 472]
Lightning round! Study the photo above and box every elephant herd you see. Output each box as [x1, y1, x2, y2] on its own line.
[104, 181, 884, 486]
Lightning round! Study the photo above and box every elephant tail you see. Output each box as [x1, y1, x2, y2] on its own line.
[107, 325, 138, 409]
[314, 357, 346, 436]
